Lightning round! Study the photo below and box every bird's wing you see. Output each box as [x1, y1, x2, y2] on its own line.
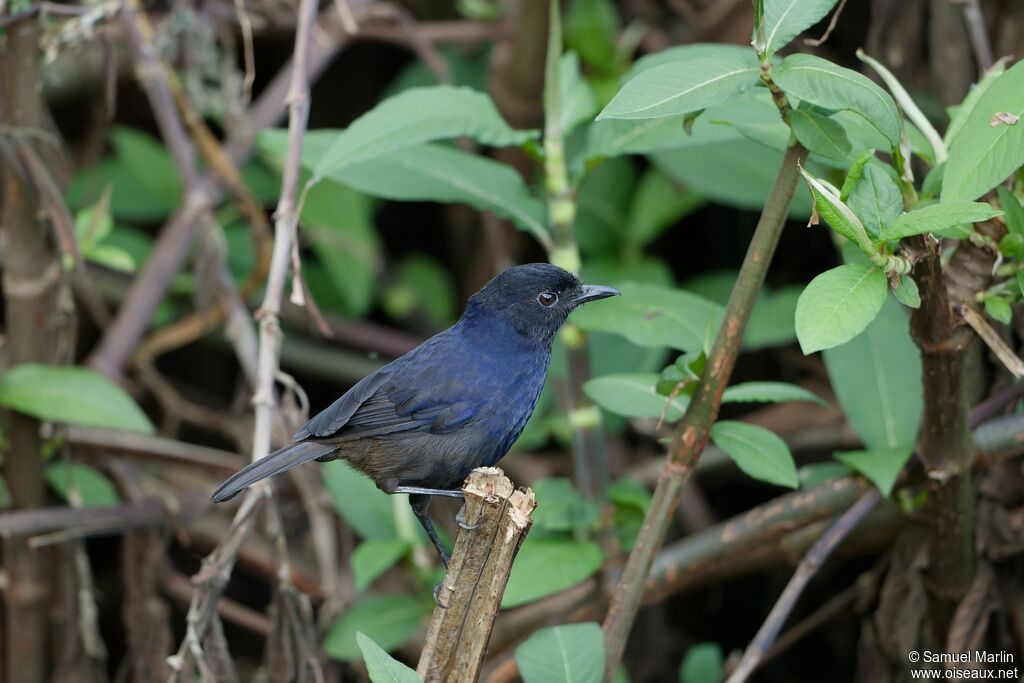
[293, 351, 482, 442]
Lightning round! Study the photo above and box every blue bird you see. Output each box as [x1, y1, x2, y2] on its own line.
[211, 263, 618, 565]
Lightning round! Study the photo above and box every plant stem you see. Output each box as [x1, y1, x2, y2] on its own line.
[601, 142, 805, 679]
[2, 17, 55, 683]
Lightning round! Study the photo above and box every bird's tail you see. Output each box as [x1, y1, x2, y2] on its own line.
[211, 441, 336, 503]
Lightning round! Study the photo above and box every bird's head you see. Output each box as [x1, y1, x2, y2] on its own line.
[463, 263, 619, 345]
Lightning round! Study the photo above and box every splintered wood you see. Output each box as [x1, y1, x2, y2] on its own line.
[416, 467, 536, 683]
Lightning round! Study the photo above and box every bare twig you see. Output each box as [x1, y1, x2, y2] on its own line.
[418, 468, 537, 682]
[803, 0, 847, 47]
[957, 0, 994, 72]
[958, 304, 1024, 377]
[167, 0, 320, 676]
[724, 489, 883, 683]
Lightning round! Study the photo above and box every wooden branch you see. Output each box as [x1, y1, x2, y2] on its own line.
[418, 468, 536, 682]
[601, 140, 807, 679]
[724, 489, 882, 683]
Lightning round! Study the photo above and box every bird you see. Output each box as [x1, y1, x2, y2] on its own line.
[211, 263, 619, 566]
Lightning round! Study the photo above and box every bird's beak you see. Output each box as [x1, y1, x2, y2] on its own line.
[572, 284, 620, 305]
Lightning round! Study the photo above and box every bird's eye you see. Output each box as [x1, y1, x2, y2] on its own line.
[537, 291, 557, 307]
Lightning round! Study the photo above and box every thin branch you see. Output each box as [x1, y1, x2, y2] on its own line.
[601, 140, 806, 679]
[958, 0, 994, 72]
[724, 489, 882, 683]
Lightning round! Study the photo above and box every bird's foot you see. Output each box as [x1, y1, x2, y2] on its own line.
[432, 582, 448, 609]
[455, 508, 479, 531]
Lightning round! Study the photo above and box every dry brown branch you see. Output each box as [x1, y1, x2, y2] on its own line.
[418, 468, 537, 682]
[724, 489, 882, 683]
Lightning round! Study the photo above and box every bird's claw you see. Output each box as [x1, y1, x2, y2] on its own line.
[432, 582, 448, 609]
[455, 508, 479, 531]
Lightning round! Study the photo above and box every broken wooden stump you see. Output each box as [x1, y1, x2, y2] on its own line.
[416, 467, 536, 683]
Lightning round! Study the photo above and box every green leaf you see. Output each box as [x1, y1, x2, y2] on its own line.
[383, 255, 457, 328]
[85, 244, 137, 273]
[301, 180, 379, 318]
[834, 448, 912, 495]
[583, 373, 689, 421]
[356, 632, 421, 683]
[44, 462, 120, 507]
[503, 539, 603, 608]
[624, 169, 703, 247]
[571, 282, 723, 353]
[110, 127, 183, 206]
[760, 0, 839, 58]
[709, 421, 798, 488]
[679, 642, 724, 683]
[879, 201, 1002, 240]
[624, 44, 757, 82]
[683, 272, 802, 350]
[598, 52, 761, 120]
[795, 263, 887, 354]
[799, 461, 852, 489]
[891, 276, 921, 308]
[560, 53, 599, 135]
[845, 158, 903, 237]
[942, 60, 1024, 201]
[531, 478, 600, 532]
[944, 58, 1007, 147]
[800, 168, 873, 252]
[774, 54, 902, 147]
[789, 106, 852, 160]
[574, 157, 636, 254]
[998, 187, 1024, 237]
[67, 159, 176, 222]
[984, 295, 1013, 325]
[722, 382, 825, 405]
[0, 364, 153, 433]
[333, 143, 548, 242]
[609, 478, 651, 551]
[515, 623, 604, 683]
[308, 86, 536, 180]
[352, 539, 410, 592]
[323, 594, 425, 661]
[322, 461, 397, 540]
[564, 0, 618, 72]
[823, 298, 922, 451]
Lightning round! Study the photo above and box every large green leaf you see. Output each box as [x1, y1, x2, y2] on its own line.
[774, 54, 901, 147]
[570, 282, 723, 353]
[583, 373, 689, 421]
[823, 298, 922, 452]
[301, 180, 379, 318]
[998, 187, 1024, 236]
[515, 623, 604, 683]
[879, 201, 1002, 240]
[801, 168, 874, 252]
[759, 0, 840, 58]
[559, 53, 599, 136]
[598, 52, 761, 120]
[322, 461, 397, 540]
[684, 271, 801, 349]
[323, 594, 425, 661]
[788, 106, 851, 160]
[503, 539, 603, 608]
[356, 632, 421, 683]
[834, 448, 912, 496]
[942, 60, 1024, 201]
[333, 144, 548, 242]
[722, 382, 825, 405]
[709, 421, 798, 488]
[352, 539, 410, 592]
[943, 59, 1007, 147]
[531, 478, 600, 532]
[307, 86, 536, 180]
[45, 462, 121, 507]
[564, 0, 618, 72]
[623, 44, 757, 82]
[0, 364, 153, 433]
[624, 169, 703, 248]
[795, 263, 887, 354]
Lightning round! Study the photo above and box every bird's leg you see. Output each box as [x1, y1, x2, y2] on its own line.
[408, 494, 450, 568]
[393, 486, 464, 498]
[395, 486, 479, 530]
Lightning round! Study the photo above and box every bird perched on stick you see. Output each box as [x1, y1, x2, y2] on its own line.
[212, 263, 618, 565]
